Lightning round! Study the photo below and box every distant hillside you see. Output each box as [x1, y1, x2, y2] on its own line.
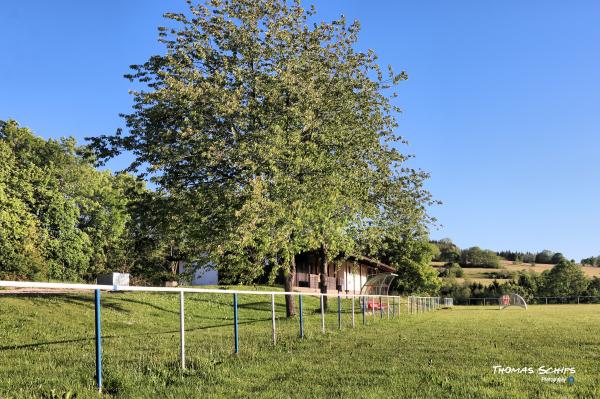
[434, 260, 600, 286]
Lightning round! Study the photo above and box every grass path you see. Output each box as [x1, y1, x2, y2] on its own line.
[1, 289, 599, 398]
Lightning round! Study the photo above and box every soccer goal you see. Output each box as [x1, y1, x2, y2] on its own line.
[499, 293, 527, 310]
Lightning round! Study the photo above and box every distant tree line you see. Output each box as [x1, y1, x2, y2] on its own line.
[581, 255, 600, 267]
[430, 238, 572, 268]
[430, 239, 500, 268]
[442, 260, 600, 303]
[496, 249, 566, 264]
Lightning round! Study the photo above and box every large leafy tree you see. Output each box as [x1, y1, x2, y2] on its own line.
[373, 232, 441, 295]
[90, 0, 435, 314]
[541, 260, 589, 297]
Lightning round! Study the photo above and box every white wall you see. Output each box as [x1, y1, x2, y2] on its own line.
[343, 264, 364, 294]
[178, 262, 219, 286]
[191, 267, 219, 286]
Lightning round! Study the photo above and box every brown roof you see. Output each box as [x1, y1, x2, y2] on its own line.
[347, 255, 395, 273]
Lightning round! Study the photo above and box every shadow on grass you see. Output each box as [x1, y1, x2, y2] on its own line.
[0, 317, 272, 352]
[111, 296, 178, 315]
[5, 293, 128, 312]
[188, 296, 291, 313]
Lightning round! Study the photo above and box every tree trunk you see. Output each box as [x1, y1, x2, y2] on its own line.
[319, 243, 328, 311]
[284, 256, 296, 317]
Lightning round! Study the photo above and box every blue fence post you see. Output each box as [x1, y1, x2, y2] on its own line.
[179, 291, 185, 369]
[320, 295, 325, 334]
[94, 289, 102, 392]
[233, 293, 239, 354]
[337, 294, 342, 330]
[379, 296, 383, 319]
[299, 294, 304, 339]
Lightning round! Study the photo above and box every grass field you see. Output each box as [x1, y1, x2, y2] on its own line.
[1, 288, 599, 398]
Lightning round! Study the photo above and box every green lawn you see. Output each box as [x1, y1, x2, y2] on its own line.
[1, 288, 599, 398]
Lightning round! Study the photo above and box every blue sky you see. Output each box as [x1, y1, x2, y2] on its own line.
[1, 1, 598, 261]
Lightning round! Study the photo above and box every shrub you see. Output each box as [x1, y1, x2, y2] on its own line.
[460, 247, 500, 268]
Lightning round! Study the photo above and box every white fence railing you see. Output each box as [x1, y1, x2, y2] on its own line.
[461, 296, 600, 305]
[0, 280, 443, 392]
[407, 296, 441, 313]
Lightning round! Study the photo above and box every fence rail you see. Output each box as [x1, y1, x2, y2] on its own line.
[458, 296, 600, 305]
[0, 280, 441, 393]
[407, 296, 441, 313]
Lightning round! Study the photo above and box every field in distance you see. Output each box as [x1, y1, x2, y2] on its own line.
[434, 260, 600, 286]
[1, 288, 599, 398]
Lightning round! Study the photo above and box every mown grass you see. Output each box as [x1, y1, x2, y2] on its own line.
[1, 287, 599, 398]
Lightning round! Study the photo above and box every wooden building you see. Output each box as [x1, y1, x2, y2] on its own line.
[294, 252, 395, 294]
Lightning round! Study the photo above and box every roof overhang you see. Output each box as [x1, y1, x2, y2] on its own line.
[347, 255, 395, 273]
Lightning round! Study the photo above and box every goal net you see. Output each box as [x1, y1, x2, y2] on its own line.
[499, 293, 527, 310]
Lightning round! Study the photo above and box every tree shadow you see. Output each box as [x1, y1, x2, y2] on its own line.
[0, 318, 272, 352]
[111, 296, 178, 315]
[188, 296, 289, 313]
[4, 293, 128, 312]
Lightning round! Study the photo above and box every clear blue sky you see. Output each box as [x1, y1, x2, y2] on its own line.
[1, 1, 599, 261]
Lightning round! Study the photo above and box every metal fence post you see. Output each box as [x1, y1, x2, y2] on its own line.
[271, 293, 276, 345]
[351, 296, 355, 328]
[233, 293, 239, 354]
[387, 297, 390, 319]
[179, 291, 185, 369]
[379, 296, 383, 319]
[372, 297, 375, 321]
[337, 294, 342, 330]
[299, 294, 304, 339]
[320, 295, 325, 334]
[362, 296, 366, 325]
[94, 289, 102, 393]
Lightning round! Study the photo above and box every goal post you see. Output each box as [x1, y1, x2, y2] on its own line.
[499, 293, 527, 310]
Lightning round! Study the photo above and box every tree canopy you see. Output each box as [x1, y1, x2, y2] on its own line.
[460, 247, 500, 268]
[0, 120, 138, 280]
[90, 0, 436, 305]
